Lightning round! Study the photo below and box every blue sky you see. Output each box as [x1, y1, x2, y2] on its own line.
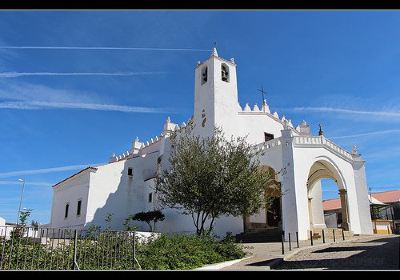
[0, 10, 399, 224]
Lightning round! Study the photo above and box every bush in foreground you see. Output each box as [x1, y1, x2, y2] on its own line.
[137, 233, 245, 270]
[0, 231, 245, 270]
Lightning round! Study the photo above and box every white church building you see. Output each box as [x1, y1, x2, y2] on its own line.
[50, 48, 373, 240]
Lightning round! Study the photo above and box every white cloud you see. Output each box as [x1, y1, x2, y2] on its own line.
[0, 81, 98, 103]
[0, 163, 104, 179]
[0, 80, 175, 114]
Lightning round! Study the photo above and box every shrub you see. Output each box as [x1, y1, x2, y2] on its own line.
[136, 233, 245, 270]
[129, 210, 165, 232]
[0, 230, 245, 270]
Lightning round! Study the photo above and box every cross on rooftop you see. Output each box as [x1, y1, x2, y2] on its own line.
[258, 86, 267, 112]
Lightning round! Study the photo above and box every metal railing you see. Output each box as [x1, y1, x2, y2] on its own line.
[280, 228, 351, 255]
[0, 226, 142, 270]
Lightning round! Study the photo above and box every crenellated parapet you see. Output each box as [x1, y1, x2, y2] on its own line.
[108, 116, 194, 163]
[293, 135, 354, 161]
[239, 100, 298, 134]
[252, 134, 356, 163]
[109, 150, 133, 163]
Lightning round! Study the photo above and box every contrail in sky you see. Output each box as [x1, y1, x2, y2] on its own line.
[0, 101, 173, 113]
[0, 163, 104, 179]
[0, 46, 210, 52]
[0, 72, 166, 78]
[293, 107, 400, 118]
[330, 129, 400, 139]
[0, 181, 54, 187]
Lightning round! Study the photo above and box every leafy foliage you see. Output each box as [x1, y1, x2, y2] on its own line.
[104, 213, 114, 231]
[0, 229, 245, 270]
[156, 125, 277, 235]
[129, 210, 165, 232]
[136, 233, 245, 270]
[10, 209, 33, 238]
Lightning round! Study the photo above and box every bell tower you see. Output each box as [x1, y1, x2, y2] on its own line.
[193, 48, 240, 137]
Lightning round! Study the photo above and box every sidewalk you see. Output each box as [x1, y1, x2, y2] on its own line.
[220, 236, 362, 270]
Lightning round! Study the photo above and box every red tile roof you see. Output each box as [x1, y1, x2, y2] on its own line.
[371, 190, 400, 204]
[323, 198, 341, 211]
[323, 189, 400, 211]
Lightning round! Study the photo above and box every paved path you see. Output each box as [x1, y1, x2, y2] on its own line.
[274, 235, 400, 270]
[221, 239, 320, 271]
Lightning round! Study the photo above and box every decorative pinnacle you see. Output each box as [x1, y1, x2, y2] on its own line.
[211, 47, 218, 57]
[318, 124, 324, 136]
[352, 145, 359, 155]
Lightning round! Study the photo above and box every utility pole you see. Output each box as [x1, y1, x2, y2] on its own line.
[16, 178, 25, 225]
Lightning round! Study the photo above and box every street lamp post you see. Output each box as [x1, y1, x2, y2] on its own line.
[16, 178, 25, 226]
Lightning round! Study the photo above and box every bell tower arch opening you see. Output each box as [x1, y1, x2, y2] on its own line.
[221, 63, 230, 82]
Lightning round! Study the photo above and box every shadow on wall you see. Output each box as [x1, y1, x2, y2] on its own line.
[87, 151, 159, 231]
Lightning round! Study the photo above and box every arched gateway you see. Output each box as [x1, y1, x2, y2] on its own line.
[256, 129, 374, 240]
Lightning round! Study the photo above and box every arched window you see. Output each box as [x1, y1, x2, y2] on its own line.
[64, 203, 69, 219]
[201, 66, 208, 84]
[221, 63, 229, 82]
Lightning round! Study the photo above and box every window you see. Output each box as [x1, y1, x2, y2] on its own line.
[221, 63, 229, 82]
[264, 133, 274, 142]
[64, 203, 69, 219]
[201, 66, 208, 84]
[148, 193, 153, 203]
[77, 200, 82, 216]
[128, 168, 133, 176]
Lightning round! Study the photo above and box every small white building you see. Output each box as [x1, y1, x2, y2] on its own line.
[50, 48, 373, 240]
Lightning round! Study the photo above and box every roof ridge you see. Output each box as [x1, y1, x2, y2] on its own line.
[322, 198, 340, 202]
[372, 189, 400, 194]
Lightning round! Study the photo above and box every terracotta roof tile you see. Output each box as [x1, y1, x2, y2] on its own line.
[323, 189, 400, 211]
[371, 190, 400, 204]
[323, 198, 341, 211]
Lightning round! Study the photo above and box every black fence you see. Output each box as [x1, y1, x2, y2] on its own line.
[280, 228, 352, 255]
[0, 226, 141, 270]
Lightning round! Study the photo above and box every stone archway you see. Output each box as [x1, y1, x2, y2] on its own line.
[306, 159, 349, 231]
[243, 165, 282, 232]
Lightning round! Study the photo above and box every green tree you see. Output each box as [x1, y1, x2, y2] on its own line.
[156, 125, 278, 236]
[104, 212, 114, 231]
[129, 210, 165, 232]
[31, 220, 39, 230]
[122, 216, 138, 231]
[11, 208, 33, 238]
[18, 209, 32, 226]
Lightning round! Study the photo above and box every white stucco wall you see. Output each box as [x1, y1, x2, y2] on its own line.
[51, 171, 91, 228]
[86, 161, 128, 229]
[309, 180, 326, 228]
